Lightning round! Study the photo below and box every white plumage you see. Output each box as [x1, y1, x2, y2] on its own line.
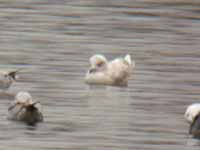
[184, 103, 200, 124]
[85, 54, 135, 86]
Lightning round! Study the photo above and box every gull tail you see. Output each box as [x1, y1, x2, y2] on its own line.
[124, 54, 135, 68]
[8, 68, 24, 80]
[124, 54, 131, 65]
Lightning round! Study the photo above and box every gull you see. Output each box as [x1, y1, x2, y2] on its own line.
[7, 92, 43, 125]
[85, 54, 135, 86]
[185, 103, 200, 138]
[0, 69, 19, 90]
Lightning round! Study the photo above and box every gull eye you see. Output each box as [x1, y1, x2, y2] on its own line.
[97, 62, 104, 67]
[16, 102, 21, 105]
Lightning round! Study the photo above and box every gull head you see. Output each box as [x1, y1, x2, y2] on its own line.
[14, 92, 33, 106]
[89, 54, 108, 73]
[185, 103, 200, 124]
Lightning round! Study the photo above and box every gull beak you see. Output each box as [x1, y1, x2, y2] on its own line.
[8, 103, 17, 111]
[89, 67, 97, 73]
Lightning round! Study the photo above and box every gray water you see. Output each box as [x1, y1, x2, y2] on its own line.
[0, 0, 200, 149]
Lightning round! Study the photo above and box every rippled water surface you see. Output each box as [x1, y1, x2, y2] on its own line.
[0, 0, 200, 149]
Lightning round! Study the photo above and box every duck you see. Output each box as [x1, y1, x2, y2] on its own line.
[185, 103, 200, 138]
[85, 54, 135, 86]
[7, 91, 43, 125]
[0, 70, 19, 90]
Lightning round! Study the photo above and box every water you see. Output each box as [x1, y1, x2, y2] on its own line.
[0, 0, 200, 149]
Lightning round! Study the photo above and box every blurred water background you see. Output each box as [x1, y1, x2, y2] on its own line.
[0, 0, 200, 149]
